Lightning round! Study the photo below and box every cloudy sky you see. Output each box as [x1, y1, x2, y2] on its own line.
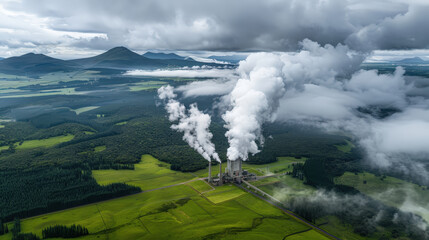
[1, 0, 429, 59]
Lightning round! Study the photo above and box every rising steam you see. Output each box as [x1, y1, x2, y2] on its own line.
[158, 85, 221, 162]
[222, 39, 363, 161]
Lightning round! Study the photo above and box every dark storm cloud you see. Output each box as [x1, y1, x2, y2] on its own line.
[1, 0, 429, 56]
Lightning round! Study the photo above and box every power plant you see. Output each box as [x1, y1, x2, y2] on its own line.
[210, 158, 256, 185]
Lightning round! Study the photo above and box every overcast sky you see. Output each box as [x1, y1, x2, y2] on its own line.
[1, 0, 429, 59]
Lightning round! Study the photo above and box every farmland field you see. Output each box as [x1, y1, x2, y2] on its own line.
[0, 155, 331, 240]
[186, 179, 213, 193]
[92, 154, 196, 190]
[243, 156, 307, 176]
[334, 140, 355, 153]
[15, 134, 75, 150]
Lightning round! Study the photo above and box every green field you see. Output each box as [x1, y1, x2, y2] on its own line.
[14, 134, 74, 150]
[0, 87, 78, 98]
[243, 156, 307, 176]
[252, 175, 315, 201]
[94, 145, 107, 152]
[335, 171, 429, 222]
[0, 145, 9, 151]
[93, 154, 196, 190]
[129, 81, 167, 91]
[0, 154, 332, 240]
[334, 140, 355, 153]
[0, 185, 325, 240]
[203, 184, 246, 204]
[0, 71, 100, 89]
[186, 179, 213, 193]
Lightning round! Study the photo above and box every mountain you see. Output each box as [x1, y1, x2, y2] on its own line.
[208, 55, 247, 64]
[0, 47, 228, 75]
[0, 57, 3, 60]
[143, 51, 193, 61]
[0, 53, 80, 75]
[70, 47, 209, 69]
[394, 57, 429, 64]
[69, 46, 157, 69]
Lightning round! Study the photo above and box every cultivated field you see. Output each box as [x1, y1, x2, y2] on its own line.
[0, 155, 332, 240]
[14, 134, 75, 150]
[244, 156, 307, 176]
[92, 154, 196, 190]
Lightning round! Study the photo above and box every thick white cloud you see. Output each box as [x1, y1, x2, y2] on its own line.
[370, 108, 429, 155]
[277, 84, 360, 121]
[125, 67, 235, 78]
[346, 67, 410, 108]
[176, 79, 237, 97]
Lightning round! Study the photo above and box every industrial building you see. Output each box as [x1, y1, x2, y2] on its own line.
[209, 158, 256, 185]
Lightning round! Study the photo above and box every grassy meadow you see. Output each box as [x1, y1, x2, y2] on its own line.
[334, 140, 355, 153]
[92, 154, 196, 190]
[243, 156, 307, 176]
[128, 81, 167, 91]
[13, 134, 75, 150]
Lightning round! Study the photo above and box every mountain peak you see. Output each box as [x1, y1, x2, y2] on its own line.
[102, 46, 140, 57]
[396, 57, 428, 64]
[143, 51, 188, 60]
[0, 52, 78, 75]
[106, 46, 132, 53]
[90, 46, 144, 61]
[21, 52, 49, 58]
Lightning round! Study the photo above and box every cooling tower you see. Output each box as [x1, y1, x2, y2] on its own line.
[219, 161, 223, 186]
[227, 158, 242, 177]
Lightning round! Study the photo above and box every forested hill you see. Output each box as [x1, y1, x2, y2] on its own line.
[0, 47, 227, 76]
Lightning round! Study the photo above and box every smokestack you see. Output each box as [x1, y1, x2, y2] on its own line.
[219, 161, 223, 186]
[208, 161, 212, 183]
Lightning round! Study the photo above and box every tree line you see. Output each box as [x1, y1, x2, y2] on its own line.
[42, 224, 89, 238]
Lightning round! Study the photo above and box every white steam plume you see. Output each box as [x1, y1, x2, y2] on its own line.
[222, 39, 363, 161]
[158, 85, 221, 162]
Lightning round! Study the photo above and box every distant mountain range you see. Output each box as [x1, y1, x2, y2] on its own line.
[0, 53, 80, 75]
[0, 47, 227, 76]
[143, 51, 194, 61]
[392, 57, 429, 64]
[208, 55, 247, 64]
